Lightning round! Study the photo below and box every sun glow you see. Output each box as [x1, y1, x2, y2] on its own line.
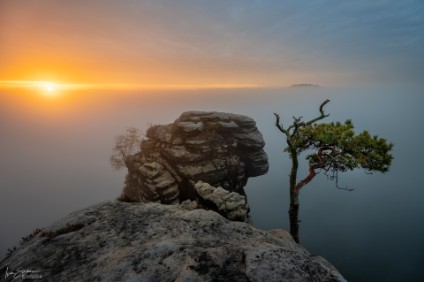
[0, 80, 94, 96]
[39, 81, 58, 96]
[0, 80, 263, 93]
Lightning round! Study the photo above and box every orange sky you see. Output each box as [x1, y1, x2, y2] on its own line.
[1, 1, 423, 89]
[0, 1, 280, 88]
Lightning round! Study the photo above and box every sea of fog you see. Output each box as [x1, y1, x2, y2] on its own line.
[1, 86, 423, 281]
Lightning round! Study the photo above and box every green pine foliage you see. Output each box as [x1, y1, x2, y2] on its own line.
[299, 120, 393, 174]
[275, 100, 393, 190]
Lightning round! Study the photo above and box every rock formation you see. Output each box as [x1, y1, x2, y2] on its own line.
[1, 201, 346, 281]
[121, 111, 268, 221]
[194, 181, 248, 222]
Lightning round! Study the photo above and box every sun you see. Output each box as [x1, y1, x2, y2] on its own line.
[0, 80, 93, 96]
[39, 81, 59, 96]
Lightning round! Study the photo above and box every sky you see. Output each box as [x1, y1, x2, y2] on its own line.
[1, 0, 423, 88]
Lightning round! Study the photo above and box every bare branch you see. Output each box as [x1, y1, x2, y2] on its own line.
[275, 99, 329, 138]
[305, 99, 330, 125]
[319, 99, 330, 115]
[274, 113, 288, 134]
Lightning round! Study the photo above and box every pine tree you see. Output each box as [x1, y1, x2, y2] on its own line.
[274, 100, 393, 243]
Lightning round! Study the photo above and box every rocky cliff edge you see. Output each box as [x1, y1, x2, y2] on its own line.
[0, 201, 346, 282]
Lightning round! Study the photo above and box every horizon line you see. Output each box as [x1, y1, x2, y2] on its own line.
[0, 80, 270, 91]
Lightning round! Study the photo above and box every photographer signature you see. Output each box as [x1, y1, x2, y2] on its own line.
[4, 267, 43, 280]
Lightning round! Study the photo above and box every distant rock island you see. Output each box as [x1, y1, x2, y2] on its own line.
[290, 84, 320, 87]
[0, 111, 346, 281]
[0, 201, 346, 281]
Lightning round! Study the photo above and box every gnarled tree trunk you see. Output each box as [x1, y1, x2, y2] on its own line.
[289, 149, 300, 243]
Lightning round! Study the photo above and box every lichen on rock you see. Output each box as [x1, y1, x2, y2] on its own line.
[120, 111, 269, 221]
[0, 201, 346, 282]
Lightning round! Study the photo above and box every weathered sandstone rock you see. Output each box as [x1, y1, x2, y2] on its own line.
[121, 111, 268, 221]
[194, 181, 248, 222]
[0, 201, 346, 282]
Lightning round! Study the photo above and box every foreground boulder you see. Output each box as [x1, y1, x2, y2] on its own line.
[1, 201, 345, 282]
[121, 111, 269, 221]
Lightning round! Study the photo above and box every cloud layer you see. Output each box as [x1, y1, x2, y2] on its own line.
[1, 0, 423, 86]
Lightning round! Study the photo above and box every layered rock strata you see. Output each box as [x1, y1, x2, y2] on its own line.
[121, 111, 268, 221]
[194, 181, 248, 222]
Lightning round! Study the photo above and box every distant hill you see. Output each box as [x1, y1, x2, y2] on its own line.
[290, 84, 320, 88]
